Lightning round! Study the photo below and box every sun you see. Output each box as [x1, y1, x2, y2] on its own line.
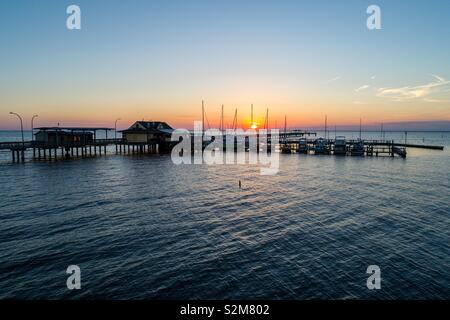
[250, 122, 258, 129]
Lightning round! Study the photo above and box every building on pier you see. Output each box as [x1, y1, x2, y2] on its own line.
[120, 121, 174, 144]
[34, 129, 94, 145]
[33, 127, 113, 146]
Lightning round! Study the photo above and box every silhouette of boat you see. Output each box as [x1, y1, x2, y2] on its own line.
[334, 136, 347, 155]
[350, 139, 365, 156]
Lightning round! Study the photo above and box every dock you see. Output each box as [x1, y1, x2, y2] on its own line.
[278, 138, 445, 158]
[0, 138, 165, 162]
[0, 127, 445, 162]
[0, 126, 168, 162]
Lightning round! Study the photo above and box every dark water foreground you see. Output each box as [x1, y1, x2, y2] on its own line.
[0, 134, 449, 299]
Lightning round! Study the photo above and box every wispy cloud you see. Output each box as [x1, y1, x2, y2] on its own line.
[355, 85, 370, 92]
[377, 75, 450, 102]
[371, 75, 376, 80]
[353, 100, 368, 105]
[326, 76, 341, 83]
[424, 98, 450, 103]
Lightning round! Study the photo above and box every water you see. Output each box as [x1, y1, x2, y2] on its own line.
[0, 131, 449, 299]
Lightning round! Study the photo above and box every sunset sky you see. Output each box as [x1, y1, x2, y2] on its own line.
[1, 0, 450, 130]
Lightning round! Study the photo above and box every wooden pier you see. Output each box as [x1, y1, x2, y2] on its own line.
[0, 125, 179, 163]
[0, 139, 166, 163]
[0, 127, 445, 162]
[278, 138, 420, 158]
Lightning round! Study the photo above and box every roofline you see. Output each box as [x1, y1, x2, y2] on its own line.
[119, 129, 161, 133]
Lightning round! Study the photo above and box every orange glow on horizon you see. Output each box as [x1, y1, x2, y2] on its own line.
[250, 122, 258, 130]
[1, 101, 450, 130]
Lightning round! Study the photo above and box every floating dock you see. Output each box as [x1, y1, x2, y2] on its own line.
[280, 138, 412, 158]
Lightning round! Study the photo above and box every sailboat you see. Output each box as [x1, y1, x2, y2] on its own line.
[314, 116, 330, 154]
[281, 115, 291, 153]
[314, 137, 328, 154]
[350, 118, 365, 156]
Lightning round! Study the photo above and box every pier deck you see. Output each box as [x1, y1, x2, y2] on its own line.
[0, 138, 163, 162]
[0, 134, 444, 162]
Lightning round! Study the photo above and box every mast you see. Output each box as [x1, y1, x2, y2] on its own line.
[221, 104, 224, 132]
[232, 108, 238, 130]
[202, 100, 205, 138]
[251, 104, 254, 127]
[359, 118, 362, 140]
[266, 108, 269, 130]
[325, 115, 327, 140]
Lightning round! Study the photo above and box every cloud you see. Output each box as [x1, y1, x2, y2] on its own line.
[371, 75, 376, 80]
[355, 85, 370, 92]
[353, 101, 368, 105]
[424, 98, 450, 103]
[377, 75, 450, 102]
[326, 76, 341, 83]
[431, 74, 445, 82]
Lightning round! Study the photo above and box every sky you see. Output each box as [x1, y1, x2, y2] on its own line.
[0, 0, 450, 130]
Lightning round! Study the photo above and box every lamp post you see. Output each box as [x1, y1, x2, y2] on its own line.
[9, 112, 24, 147]
[114, 118, 121, 140]
[31, 115, 38, 141]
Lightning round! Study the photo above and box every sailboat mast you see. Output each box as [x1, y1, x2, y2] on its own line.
[359, 118, 362, 140]
[221, 104, 224, 132]
[202, 100, 205, 138]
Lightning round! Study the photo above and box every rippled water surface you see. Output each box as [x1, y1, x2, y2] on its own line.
[0, 131, 449, 299]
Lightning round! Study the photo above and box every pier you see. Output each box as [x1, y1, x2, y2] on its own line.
[0, 126, 167, 163]
[279, 138, 412, 158]
[0, 124, 445, 162]
[0, 138, 165, 162]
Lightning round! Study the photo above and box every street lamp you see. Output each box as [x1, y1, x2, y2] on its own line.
[114, 118, 121, 140]
[9, 112, 24, 147]
[31, 115, 38, 141]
